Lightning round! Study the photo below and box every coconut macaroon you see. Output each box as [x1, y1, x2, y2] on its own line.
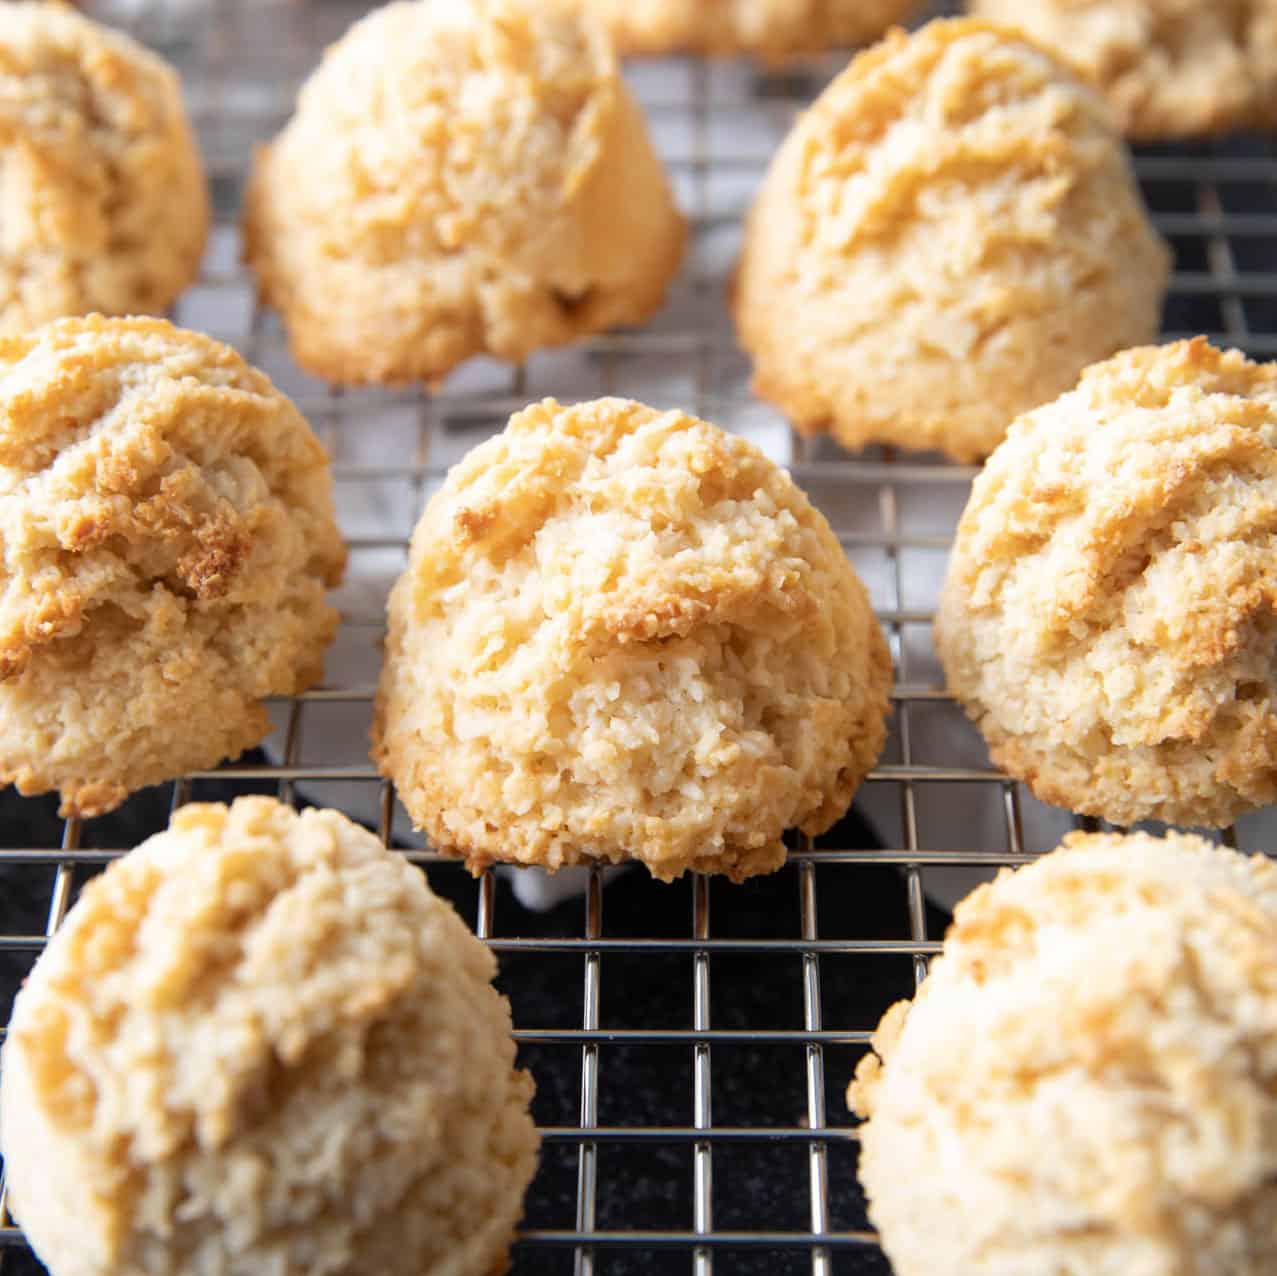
[850, 830, 1277, 1276]
[243, 0, 686, 387]
[584, 0, 918, 60]
[0, 316, 346, 817]
[0, 4, 208, 336]
[969, 0, 1277, 139]
[733, 18, 1170, 463]
[374, 397, 892, 882]
[0, 797, 539, 1276]
[938, 338, 1277, 829]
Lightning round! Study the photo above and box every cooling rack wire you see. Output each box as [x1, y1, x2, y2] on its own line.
[2, 1, 1277, 1273]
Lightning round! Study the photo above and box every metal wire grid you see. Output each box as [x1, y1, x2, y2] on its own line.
[2, 2, 1277, 1272]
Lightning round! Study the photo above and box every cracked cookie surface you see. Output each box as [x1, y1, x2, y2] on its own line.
[734, 18, 1170, 462]
[0, 3, 207, 335]
[0, 316, 346, 816]
[0, 796, 537, 1276]
[851, 830, 1277, 1276]
[970, 0, 1277, 138]
[374, 396, 891, 881]
[938, 337, 1277, 827]
[244, 0, 685, 386]
[580, 0, 918, 59]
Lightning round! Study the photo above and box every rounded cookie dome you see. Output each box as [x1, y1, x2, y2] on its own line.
[0, 3, 208, 335]
[0, 796, 539, 1276]
[849, 830, 1277, 1276]
[373, 397, 892, 882]
[584, 0, 919, 60]
[733, 18, 1170, 462]
[0, 316, 346, 817]
[969, 0, 1277, 139]
[937, 337, 1277, 828]
[243, 0, 686, 386]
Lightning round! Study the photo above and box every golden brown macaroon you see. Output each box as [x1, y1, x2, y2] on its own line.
[244, 0, 686, 387]
[0, 797, 539, 1276]
[583, 0, 919, 60]
[937, 337, 1277, 829]
[850, 830, 1277, 1276]
[733, 18, 1170, 463]
[373, 397, 892, 882]
[0, 316, 346, 818]
[0, 3, 208, 336]
[969, 0, 1277, 139]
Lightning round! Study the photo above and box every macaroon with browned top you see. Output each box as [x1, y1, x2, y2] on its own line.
[733, 18, 1170, 462]
[969, 0, 1277, 139]
[244, 0, 686, 387]
[0, 3, 208, 335]
[374, 396, 892, 881]
[580, 0, 919, 60]
[938, 337, 1277, 828]
[0, 316, 346, 817]
[851, 830, 1277, 1276]
[0, 796, 538, 1276]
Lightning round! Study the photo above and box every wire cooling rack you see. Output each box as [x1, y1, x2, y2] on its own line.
[4, 3, 1277, 1274]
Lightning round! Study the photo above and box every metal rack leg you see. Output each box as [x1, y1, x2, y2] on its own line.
[799, 842, 832, 1276]
[692, 874, 713, 1276]
[576, 866, 603, 1276]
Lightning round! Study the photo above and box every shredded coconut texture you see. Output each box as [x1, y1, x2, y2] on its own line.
[0, 3, 208, 335]
[850, 830, 1277, 1276]
[243, 0, 686, 387]
[938, 337, 1277, 828]
[373, 397, 892, 882]
[0, 797, 539, 1276]
[733, 18, 1170, 462]
[970, 0, 1277, 139]
[579, 0, 918, 60]
[0, 316, 346, 818]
